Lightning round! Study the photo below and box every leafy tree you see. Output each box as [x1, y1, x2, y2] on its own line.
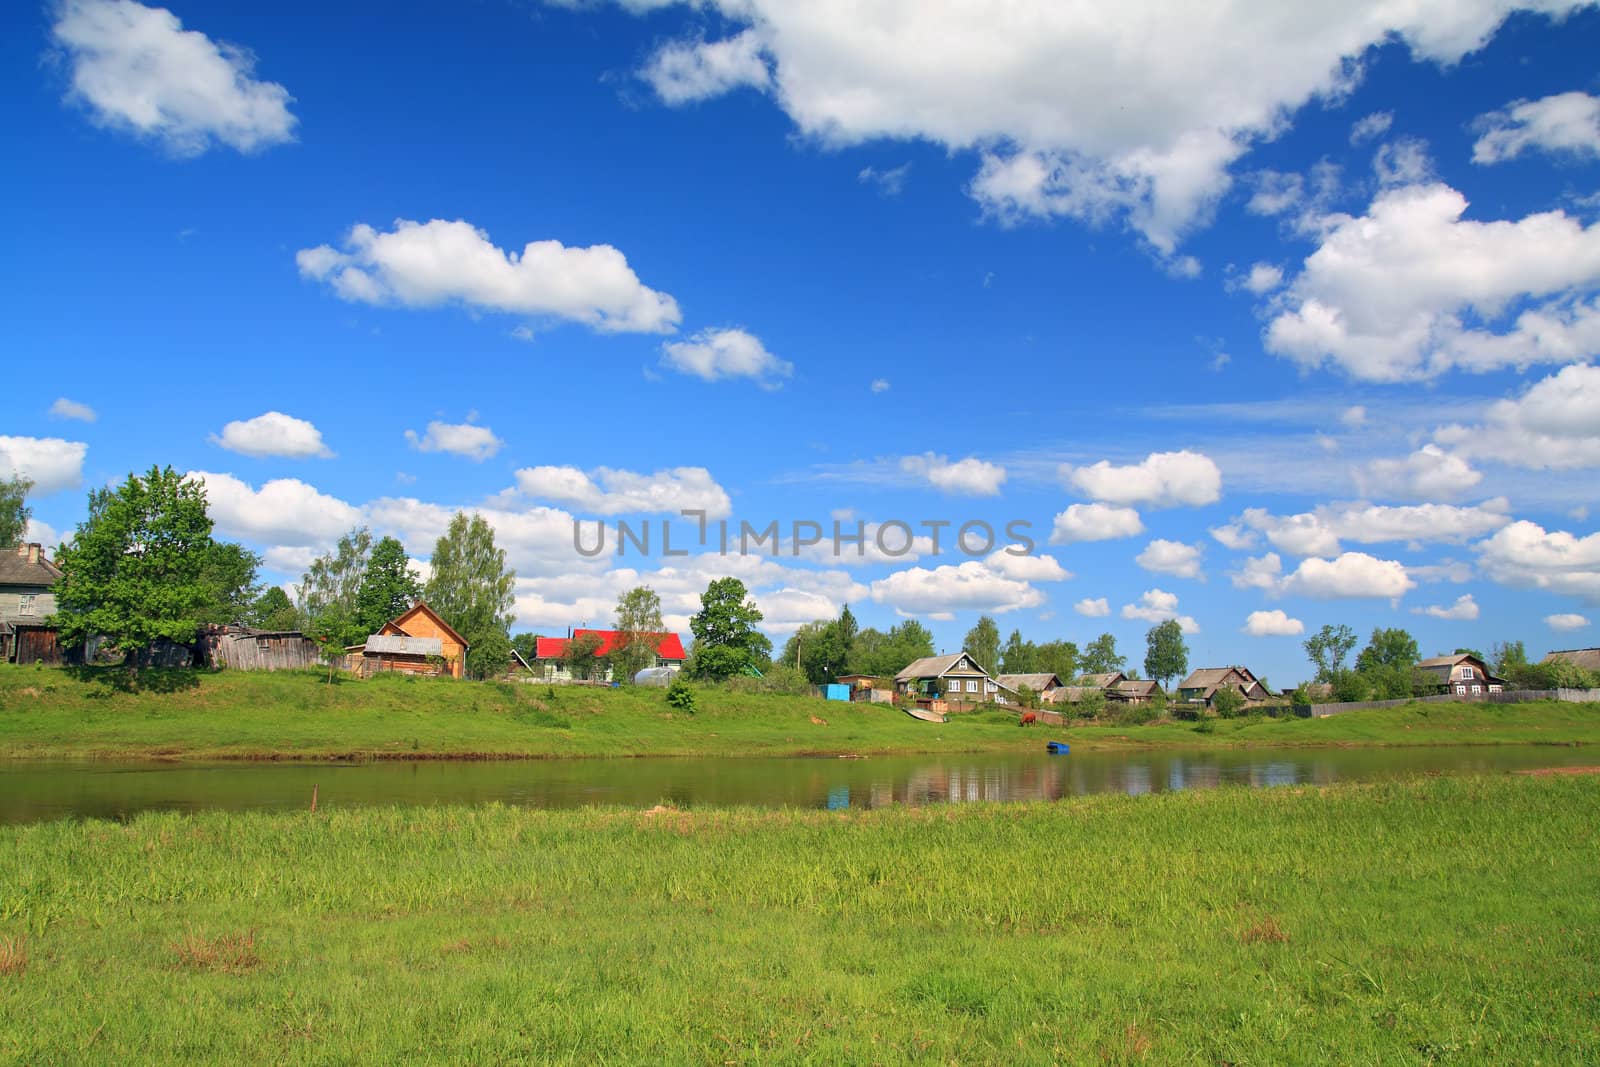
[355, 536, 421, 636]
[1491, 640, 1529, 679]
[1000, 629, 1040, 674]
[963, 615, 1001, 674]
[51, 466, 215, 655]
[1453, 646, 1487, 663]
[424, 512, 516, 680]
[688, 577, 771, 681]
[0, 474, 32, 548]
[558, 631, 603, 680]
[1330, 668, 1371, 703]
[844, 619, 934, 678]
[510, 632, 541, 664]
[1304, 624, 1358, 683]
[665, 677, 697, 714]
[1142, 619, 1188, 689]
[197, 542, 262, 625]
[1035, 639, 1079, 683]
[612, 585, 666, 683]
[1211, 686, 1245, 718]
[1080, 632, 1126, 675]
[297, 527, 373, 648]
[1355, 627, 1419, 673]
[1076, 688, 1106, 719]
[250, 586, 301, 632]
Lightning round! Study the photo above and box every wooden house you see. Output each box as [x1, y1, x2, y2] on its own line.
[996, 672, 1064, 704]
[895, 652, 1018, 707]
[346, 601, 469, 679]
[0, 542, 63, 666]
[531, 629, 687, 683]
[1542, 647, 1600, 672]
[1070, 671, 1159, 703]
[1416, 653, 1505, 695]
[1177, 666, 1273, 707]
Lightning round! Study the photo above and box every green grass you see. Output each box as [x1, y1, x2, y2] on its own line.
[0, 774, 1595, 1063]
[3, 663, 1599, 761]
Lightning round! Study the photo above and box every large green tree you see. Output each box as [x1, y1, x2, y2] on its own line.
[510, 632, 540, 664]
[612, 585, 666, 683]
[1035, 639, 1079, 682]
[1000, 629, 1040, 674]
[249, 586, 301, 632]
[1304, 623, 1358, 683]
[424, 512, 516, 680]
[843, 619, 933, 678]
[197, 542, 263, 626]
[355, 535, 422, 635]
[297, 527, 373, 649]
[1080, 632, 1126, 675]
[51, 466, 216, 654]
[1355, 627, 1419, 672]
[1143, 619, 1188, 690]
[0, 474, 32, 548]
[688, 577, 771, 681]
[963, 615, 1001, 675]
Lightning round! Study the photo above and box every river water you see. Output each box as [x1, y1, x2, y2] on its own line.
[0, 744, 1591, 825]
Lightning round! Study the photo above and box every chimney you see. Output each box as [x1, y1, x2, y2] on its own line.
[28, 543, 39, 564]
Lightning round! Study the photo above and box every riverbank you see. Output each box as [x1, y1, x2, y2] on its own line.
[1, 774, 1594, 1062]
[3, 664, 1598, 760]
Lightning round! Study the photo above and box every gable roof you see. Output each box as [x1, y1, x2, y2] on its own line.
[1543, 647, 1600, 671]
[1075, 672, 1126, 689]
[996, 673, 1062, 692]
[1417, 653, 1480, 669]
[1178, 667, 1247, 690]
[1114, 679, 1160, 697]
[895, 652, 986, 682]
[388, 601, 469, 650]
[532, 630, 687, 661]
[0, 545, 62, 588]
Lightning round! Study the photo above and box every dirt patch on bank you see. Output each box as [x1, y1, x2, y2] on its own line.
[1514, 765, 1600, 777]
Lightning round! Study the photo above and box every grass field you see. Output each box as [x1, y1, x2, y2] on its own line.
[0, 774, 1595, 1063]
[3, 664, 1599, 761]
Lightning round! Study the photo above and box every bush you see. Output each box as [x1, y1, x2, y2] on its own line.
[1211, 687, 1245, 719]
[1331, 669, 1371, 703]
[1108, 700, 1157, 726]
[665, 678, 697, 715]
[1075, 690, 1106, 720]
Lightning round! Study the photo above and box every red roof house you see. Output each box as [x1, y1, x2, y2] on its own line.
[531, 629, 687, 682]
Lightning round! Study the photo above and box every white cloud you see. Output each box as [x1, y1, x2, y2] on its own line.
[1119, 589, 1198, 633]
[1340, 405, 1367, 429]
[1074, 596, 1110, 617]
[1415, 593, 1479, 620]
[24, 518, 61, 552]
[870, 378, 890, 393]
[190, 472, 363, 546]
[404, 421, 503, 462]
[1063, 449, 1221, 507]
[859, 163, 912, 197]
[1434, 364, 1600, 470]
[1242, 609, 1304, 636]
[1230, 552, 1283, 592]
[899, 453, 1007, 496]
[983, 549, 1071, 582]
[1358, 444, 1483, 500]
[1265, 183, 1600, 381]
[1280, 551, 1416, 600]
[297, 219, 681, 334]
[1473, 91, 1600, 164]
[1049, 503, 1145, 544]
[1372, 137, 1433, 186]
[513, 465, 731, 517]
[661, 327, 792, 384]
[49, 398, 96, 423]
[51, 0, 296, 156]
[1476, 520, 1600, 604]
[1135, 539, 1204, 579]
[1233, 499, 1511, 557]
[632, 2, 1579, 254]
[869, 560, 1044, 616]
[1242, 262, 1283, 294]
[640, 29, 770, 105]
[1412, 559, 1475, 584]
[212, 411, 333, 459]
[1246, 170, 1305, 217]
[1350, 110, 1394, 144]
[1546, 612, 1590, 631]
[1209, 523, 1258, 551]
[0, 436, 88, 496]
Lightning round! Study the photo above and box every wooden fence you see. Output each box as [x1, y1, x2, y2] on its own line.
[1304, 688, 1600, 718]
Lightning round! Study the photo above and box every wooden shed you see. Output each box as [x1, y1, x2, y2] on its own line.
[378, 602, 469, 678]
[197, 625, 320, 671]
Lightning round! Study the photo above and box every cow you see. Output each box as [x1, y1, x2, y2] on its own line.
[1018, 710, 1038, 727]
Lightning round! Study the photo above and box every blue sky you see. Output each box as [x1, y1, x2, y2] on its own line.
[4, 0, 1599, 685]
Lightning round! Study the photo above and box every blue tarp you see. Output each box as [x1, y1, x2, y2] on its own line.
[823, 683, 851, 701]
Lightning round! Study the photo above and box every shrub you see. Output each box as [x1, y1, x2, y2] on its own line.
[1211, 687, 1246, 719]
[1331, 669, 1371, 703]
[665, 678, 697, 715]
[1076, 690, 1106, 719]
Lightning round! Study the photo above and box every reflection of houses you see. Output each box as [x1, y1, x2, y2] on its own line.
[0, 543, 63, 666]
[995, 672, 1064, 703]
[1416, 653, 1505, 695]
[895, 652, 1018, 708]
[346, 601, 468, 679]
[531, 629, 687, 683]
[1177, 666, 1273, 707]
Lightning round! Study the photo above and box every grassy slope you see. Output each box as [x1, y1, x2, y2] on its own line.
[2, 664, 1599, 760]
[1, 775, 1596, 1063]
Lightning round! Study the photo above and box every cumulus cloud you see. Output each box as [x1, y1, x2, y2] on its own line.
[1265, 183, 1600, 381]
[1062, 449, 1221, 507]
[1074, 596, 1110, 617]
[1341, 405, 1368, 429]
[640, 29, 770, 104]
[1476, 520, 1600, 603]
[1280, 551, 1416, 600]
[1349, 111, 1394, 144]
[1120, 589, 1198, 633]
[1135, 539, 1204, 579]
[1241, 262, 1283, 294]
[51, 0, 296, 156]
[899, 453, 1007, 496]
[1209, 523, 1258, 551]
[1473, 91, 1600, 164]
[297, 219, 681, 334]
[212, 411, 333, 459]
[661, 327, 792, 384]
[1434, 364, 1600, 470]
[0, 436, 88, 496]
[1358, 444, 1484, 500]
[1415, 593, 1479, 620]
[1049, 503, 1145, 544]
[404, 420, 503, 462]
[513, 465, 731, 517]
[869, 559, 1045, 616]
[1230, 552, 1283, 591]
[1372, 137, 1433, 186]
[1546, 612, 1590, 631]
[870, 378, 890, 393]
[1242, 609, 1304, 636]
[49, 398, 96, 423]
[1232, 499, 1510, 557]
[983, 549, 1071, 582]
[190, 471, 363, 546]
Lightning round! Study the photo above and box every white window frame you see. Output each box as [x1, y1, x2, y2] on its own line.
[17, 594, 35, 615]
[966, 679, 978, 693]
[1455, 684, 1466, 694]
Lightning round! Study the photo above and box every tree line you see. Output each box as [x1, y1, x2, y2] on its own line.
[1299, 623, 1600, 701]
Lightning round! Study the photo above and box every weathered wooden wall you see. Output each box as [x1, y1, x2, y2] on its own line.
[201, 632, 320, 671]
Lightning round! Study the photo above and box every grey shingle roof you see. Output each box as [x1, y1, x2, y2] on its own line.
[362, 634, 443, 656]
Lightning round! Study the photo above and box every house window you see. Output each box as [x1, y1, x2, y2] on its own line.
[1471, 685, 1482, 695]
[17, 595, 35, 615]
[1455, 684, 1466, 694]
[966, 679, 978, 693]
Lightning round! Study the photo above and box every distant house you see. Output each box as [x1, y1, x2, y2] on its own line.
[1542, 648, 1600, 673]
[531, 629, 687, 683]
[1072, 671, 1160, 704]
[996, 672, 1064, 703]
[1416, 653, 1505, 695]
[346, 601, 469, 679]
[1177, 666, 1273, 707]
[895, 652, 1018, 707]
[1112, 678, 1162, 703]
[0, 542, 63, 665]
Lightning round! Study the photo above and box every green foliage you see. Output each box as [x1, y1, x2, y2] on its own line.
[355, 536, 422, 635]
[510, 632, 541, 664]
[1035, 639, 1079, 684]
[1075, 688, 1107, 719]
[1492, 640, 1529, 680]
[722, 663, 811, 696]
[845, 619, 934, 677]
[249, 586, 300, 632]
[1361, 663, 1417, 700]
[1000, 629, 1040, 674]
[1142, 619, 1188, 689]
[1015, 683, 1040, 709]
[1080, 633, 1126, 675]
[962, 616, 1001, 675]
[425, 512, 516, 680]
[1454, 647, 1487, 664]
[51, 466, 217, 653]
[688, 577, 771, 681]
[1355, 627, 1418, 673]
[665, 677, 697, 714]
[1211, 686, 1246, 719]
[0, 474, 32, 548]
[297, 527, 373, 648]
[196, 541, 262, 626]
[782, 605, 860, 684]
[1305, 623, 1358, 683]
[612, 586, 666, 684]
[1330, 668, 1371, 703]
[563, 632, 606, 681]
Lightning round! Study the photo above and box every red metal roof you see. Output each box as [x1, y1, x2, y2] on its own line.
[533, 630, 686, 661]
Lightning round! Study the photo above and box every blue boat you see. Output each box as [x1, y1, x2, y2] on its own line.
[1046, 741, 1070, 755]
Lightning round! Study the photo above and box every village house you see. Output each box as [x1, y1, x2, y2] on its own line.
[1177, 666, 1273, 707]
[0, 542, 63, 665]
[1542, 647, 1600, 673]
[995, 672, 1064, 704]
[895, 652, 1019, 708]
[1069, 671, 1160, 704]
[345, 601, 469, 679]
[531, 629, 687, 683]
[1416, 653, 1506, 695]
